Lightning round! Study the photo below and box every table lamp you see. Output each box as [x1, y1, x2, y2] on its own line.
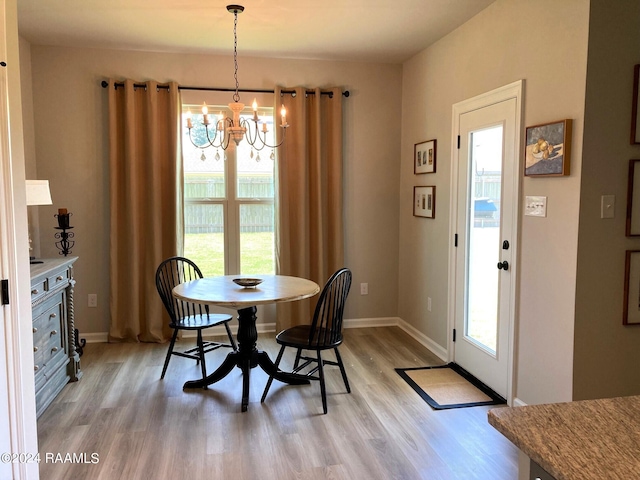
[26, 179, 52, 264]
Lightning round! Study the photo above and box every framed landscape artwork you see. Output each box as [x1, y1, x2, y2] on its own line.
[414, 139, 436, 174]
[631, 64, 640, 144]
[524, 119, 572, 177]
[414, 186, 435, 218]
[623, 250, 640, 325]
[626, 159, 640, 236]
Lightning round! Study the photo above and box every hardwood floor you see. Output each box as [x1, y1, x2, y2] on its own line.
[37, 327, 518, 479]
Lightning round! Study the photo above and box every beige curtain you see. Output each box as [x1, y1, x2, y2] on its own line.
[108, 79, 182, 343]
[275, 86, 345, 331]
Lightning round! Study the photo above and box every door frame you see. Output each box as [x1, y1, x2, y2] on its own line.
[2, 0, 41, 477]
[447, 80, 524, 406]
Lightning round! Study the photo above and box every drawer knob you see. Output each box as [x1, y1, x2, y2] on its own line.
[32, 327, 38, 333]
[33, 346, 39, 352]
[51, 347, 59, 353]
[49, 313, 57, 318]
[50, 330, 58, 336]
[31, 289, 39, 295]
[56, 275, 63, 281]
[34, 365, 39, 371]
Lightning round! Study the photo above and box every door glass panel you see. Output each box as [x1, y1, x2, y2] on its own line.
[239, 204, 275, 274]
[465, 125, 503, 353]
[184, 204, 225, 277]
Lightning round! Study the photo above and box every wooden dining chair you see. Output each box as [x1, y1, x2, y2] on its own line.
[155, 256, 237, 383]
[261, 268, 352, 414]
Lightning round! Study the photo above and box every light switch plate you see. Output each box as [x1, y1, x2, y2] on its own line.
[601, 195, 615, 219]
[525, 196, 547, 217]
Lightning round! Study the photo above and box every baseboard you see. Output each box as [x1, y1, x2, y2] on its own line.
[79, 332, 109, 343]
[512, 397, 527, 407]
[397, 318, 448, 362]
[343, 317, 400, 329]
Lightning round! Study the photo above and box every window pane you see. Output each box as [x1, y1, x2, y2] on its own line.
[182, 111, 225, 199]
[184, 204, 224, 277]
[239, 204, 274, 275]
[237, 109, 275, 199]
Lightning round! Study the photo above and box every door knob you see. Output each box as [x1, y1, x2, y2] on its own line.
[497, 261, 509, 270]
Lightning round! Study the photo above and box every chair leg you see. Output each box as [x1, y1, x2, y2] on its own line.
[334, 347, 351, 393]
[197, 330, 207, 387]
[293, 348, 302, 369]
[317, 350, 327, 414]
[261, 345, 286, 403]
[161, 329, 179, 379]
[224, 321, 237, 351]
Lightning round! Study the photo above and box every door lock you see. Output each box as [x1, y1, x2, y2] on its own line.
[502, 240, 510, 250]
[497, 261, 509, 271]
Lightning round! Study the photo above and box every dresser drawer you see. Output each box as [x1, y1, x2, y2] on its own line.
[33, 324, 65, 369]
[48, 269, 70, 290]
[30, 278, 48, 303]
[33, 300, 64, 346]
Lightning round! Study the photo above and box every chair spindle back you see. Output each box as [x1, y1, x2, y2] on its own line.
[308, 268, 352, 347]
[155, 256, 207, 323]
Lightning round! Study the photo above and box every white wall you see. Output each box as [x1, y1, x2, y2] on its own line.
[399, 0, 589, 404]
[26, 46, 402, 335]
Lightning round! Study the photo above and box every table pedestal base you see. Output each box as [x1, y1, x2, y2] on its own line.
[183, 305, 309, 412]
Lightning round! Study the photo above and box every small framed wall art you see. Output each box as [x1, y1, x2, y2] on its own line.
[626, 159, 640, 236]
[631, 64, 640, 144]
[414, 186, 435, 218]
[524, 119, 572, 177]
[414, 139, 437, 174]
[623, 250, 640, 325]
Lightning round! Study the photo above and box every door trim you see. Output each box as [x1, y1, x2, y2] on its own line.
[447, 80, 524, 406]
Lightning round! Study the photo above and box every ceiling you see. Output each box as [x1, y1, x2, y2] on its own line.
[17, 0, 495, 64]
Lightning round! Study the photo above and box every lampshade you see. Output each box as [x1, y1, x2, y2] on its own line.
[25, 180, 53, 206]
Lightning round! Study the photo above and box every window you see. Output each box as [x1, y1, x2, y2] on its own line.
[181, 91, 276, 277]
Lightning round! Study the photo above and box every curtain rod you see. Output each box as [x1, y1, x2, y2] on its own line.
[100, 80, 350, 98]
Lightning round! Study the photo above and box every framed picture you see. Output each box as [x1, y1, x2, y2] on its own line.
[623, 250, 640, 325]
[414, 186, 435, 218]
[414, 139, 437, 174]
[524, 119, 572, 177]
[626, 160, 640, 236]
[632, 65, 640, 144]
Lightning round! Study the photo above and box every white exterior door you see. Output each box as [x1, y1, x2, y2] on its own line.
[450, 82, 522, 401]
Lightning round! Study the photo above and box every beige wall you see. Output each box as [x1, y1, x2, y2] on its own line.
[399, 0, 589, 404]
[26, 46, 402, 335]
[573, 0, 640, 400]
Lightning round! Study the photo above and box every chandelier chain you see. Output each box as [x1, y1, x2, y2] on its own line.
[233, 11, 240, 103]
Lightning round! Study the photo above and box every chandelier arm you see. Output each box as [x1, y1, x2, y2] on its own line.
[240, 118, 262, 148]
[203, 124, 222, 148]
[188, 127, 220, 149]
[255, 126, 288, 149]
[188, 130, 210, 150]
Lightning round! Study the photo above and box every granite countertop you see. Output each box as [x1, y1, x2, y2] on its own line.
[488, 395, 640, 480]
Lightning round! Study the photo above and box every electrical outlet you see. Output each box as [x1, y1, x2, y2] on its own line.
[88, 294, 97, 308]
[360, 283, 368, 295]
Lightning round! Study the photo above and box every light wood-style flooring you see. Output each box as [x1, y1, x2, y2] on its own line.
[37, 326, 518, 479]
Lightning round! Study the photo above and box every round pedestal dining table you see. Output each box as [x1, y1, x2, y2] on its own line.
[172, 274, 320, 412]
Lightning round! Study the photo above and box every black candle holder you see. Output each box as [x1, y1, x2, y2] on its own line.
[54, 212, 74, 256]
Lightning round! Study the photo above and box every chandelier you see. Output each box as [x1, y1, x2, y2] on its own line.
[186, 4, 289, 157]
